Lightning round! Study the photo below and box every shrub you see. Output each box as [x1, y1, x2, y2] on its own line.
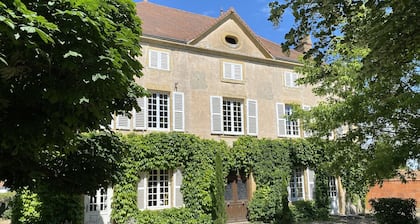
[290, 200, 316, 222]
[135, 208, 212, 224]
[248, 186, 277, 223]
[369, 197, 417, 224]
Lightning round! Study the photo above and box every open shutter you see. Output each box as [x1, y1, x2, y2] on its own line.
[134, 97, 147, 130]
[173, 92, 184, 131]
[302, 105, 312, 137]
[223, 62, 232, 79]
[137, 172, 147, 210]
[276, 103, 286, 137]
[116, 113, 130, 130]
[149, 50, 158, 68]
[247, 99, 258, 136]
[307, 168, 315, 200]
[173, 169, 184, 207]
[160, 52, 169, 70]
[210, 96, 223, 134]
[233, 64, 242, 80]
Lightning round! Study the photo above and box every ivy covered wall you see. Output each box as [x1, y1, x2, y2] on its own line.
[112, 133, 332, 224]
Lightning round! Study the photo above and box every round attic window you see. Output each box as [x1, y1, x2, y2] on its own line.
[225, 35, 239, 46]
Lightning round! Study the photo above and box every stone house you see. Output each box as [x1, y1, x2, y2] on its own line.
[83, 1, 345, 223]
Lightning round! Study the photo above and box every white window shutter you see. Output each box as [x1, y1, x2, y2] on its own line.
[173, 169, 184, 207]
[285, 72, 292, 87]
[233, 64, 242, 80]
[137, 172, 147, 210]
[149, 50, 158, 68]
[210, 96, 223, 134]
[292, 73, 299, 87]
[302, 105, 312, 137]
[173, 92, 184, 132]
[276, 103, 286, 137]
[223, 62, 232, 79]
[160, 52, 169, 70]
[134, 97, 147, 130]
[247, 99, 258, 136]
[307, 168, 315, 200]
[116, 113, 130, 130]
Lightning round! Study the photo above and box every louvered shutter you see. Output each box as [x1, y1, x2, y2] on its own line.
[173, 92, 184, 131]
[307, 168, 315, 200]
[160, 52, 169, 70]
[134, 97, 147, 130]
[149, 50, 158, 68]
[302, 105, 312, 137]
[285, 72, 292, 87]
[276, 103, 286, 137]
[116, 113, 130, 130]
[292, 73, 299, 87]
[173, 169, 184, 207]
[247, 99, 258, 136]
[210, 96, 223, 134]
[223, 63, 233, 79]
[137, 172, 147, 210]
[233, 64, 242, 80]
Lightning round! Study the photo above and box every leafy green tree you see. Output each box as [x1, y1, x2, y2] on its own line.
[269, 0, 419, 182]
[0, 0, 146, 192]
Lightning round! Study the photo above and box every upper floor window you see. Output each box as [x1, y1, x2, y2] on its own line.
[211, 96, 244, 135]
[149, 50, 169, 70]
[276, 103, 300, 137]
[284, 72, 299, 88]
[285, 105, 300, 136]
[148, 92, 169, 130]
[223, 62, 243, 81]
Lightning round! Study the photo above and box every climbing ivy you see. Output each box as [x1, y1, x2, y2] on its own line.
[112, 133, 336, 223]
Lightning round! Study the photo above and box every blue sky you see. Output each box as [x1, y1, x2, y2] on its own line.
[134, 0, 294, 44]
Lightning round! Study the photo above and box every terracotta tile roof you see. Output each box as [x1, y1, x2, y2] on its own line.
[136, 1, 301, 61]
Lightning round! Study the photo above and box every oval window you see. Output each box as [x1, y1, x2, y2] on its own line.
[225, 35, 238, 46]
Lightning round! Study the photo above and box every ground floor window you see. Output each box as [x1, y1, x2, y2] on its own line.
[147, 170, 170, 208]
[289, 168, 304, 201]
[88, 188, 108, 212]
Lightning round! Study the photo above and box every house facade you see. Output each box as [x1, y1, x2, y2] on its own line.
[84, 1, 344, 223]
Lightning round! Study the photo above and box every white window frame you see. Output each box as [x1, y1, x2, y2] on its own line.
[222, 98, 244, 135]
[149, 49, 169, 70]
[146, 170, 171, 210]
[147, 92, 170, 131]
[285, 104, 300, 137]
[223, 62, 243, 81]
[284, 71, 299, 88]
[302, 105, 312, 137]
[289, 168, 305, 201]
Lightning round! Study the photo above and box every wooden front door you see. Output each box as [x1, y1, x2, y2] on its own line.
[225, 172, 248, 222]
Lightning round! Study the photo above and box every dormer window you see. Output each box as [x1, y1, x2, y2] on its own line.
[224, 35, 239, 48]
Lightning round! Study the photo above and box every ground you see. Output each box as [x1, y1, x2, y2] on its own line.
[310, 215, 376, 224]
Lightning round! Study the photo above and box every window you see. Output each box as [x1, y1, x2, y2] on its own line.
[289, 169, 304, 201]
[211, 96, 244, 135]
[137, 169, 184, 210]
[285, 72, 299, 87]
[277, 103, 300, 137]
[223, 62, 242, 81]
[285, 105, 300, 136]
[149, 50, 169, 70]
[88, 188, 109, 212]
[133, 92, 184, 132]
[223, 99, 243, 134]
[147, 92, 169, 130]
[147, 170, 170, 208]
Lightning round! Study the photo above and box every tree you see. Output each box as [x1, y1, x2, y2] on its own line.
[0, 0, 146, 192]
[269, 0, 419, 182]
[211, 149, 226, 224]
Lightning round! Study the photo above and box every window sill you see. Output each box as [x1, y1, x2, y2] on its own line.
[221, 79, 245, 84]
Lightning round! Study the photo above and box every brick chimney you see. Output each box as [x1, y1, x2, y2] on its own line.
[295, 35, 312, 53]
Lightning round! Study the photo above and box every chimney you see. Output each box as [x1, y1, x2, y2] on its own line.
[220, 8, 224, 16]
[295, 35, 312, 53]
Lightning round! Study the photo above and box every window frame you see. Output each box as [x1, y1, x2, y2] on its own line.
[285, 104, 300, 137]
[289, 168, 305, 201]
[146, 170, 171, 210]
[148, 49, 170, 71]
[284, 71, 299, 88]
[222, 98, 244, 135]
[147, 92, 170, 131]
[223, 62, 243, 81]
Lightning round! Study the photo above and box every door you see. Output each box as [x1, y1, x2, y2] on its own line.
[328, 176, 339, 215]
[84, 187, 113, 224]
[225, 172, 248, 222]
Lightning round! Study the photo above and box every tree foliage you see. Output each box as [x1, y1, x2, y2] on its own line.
[269, 0, 419, 182]
[0, 0, 146, 191]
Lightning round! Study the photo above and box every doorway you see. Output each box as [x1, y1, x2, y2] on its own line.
[225, 171, 248, 222]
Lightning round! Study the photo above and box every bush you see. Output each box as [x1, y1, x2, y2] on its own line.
[135, 208, 212, 224]
[369, 197, 417, 224]
[290, 200, 316, 222]
[248, 186, 277, 223]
